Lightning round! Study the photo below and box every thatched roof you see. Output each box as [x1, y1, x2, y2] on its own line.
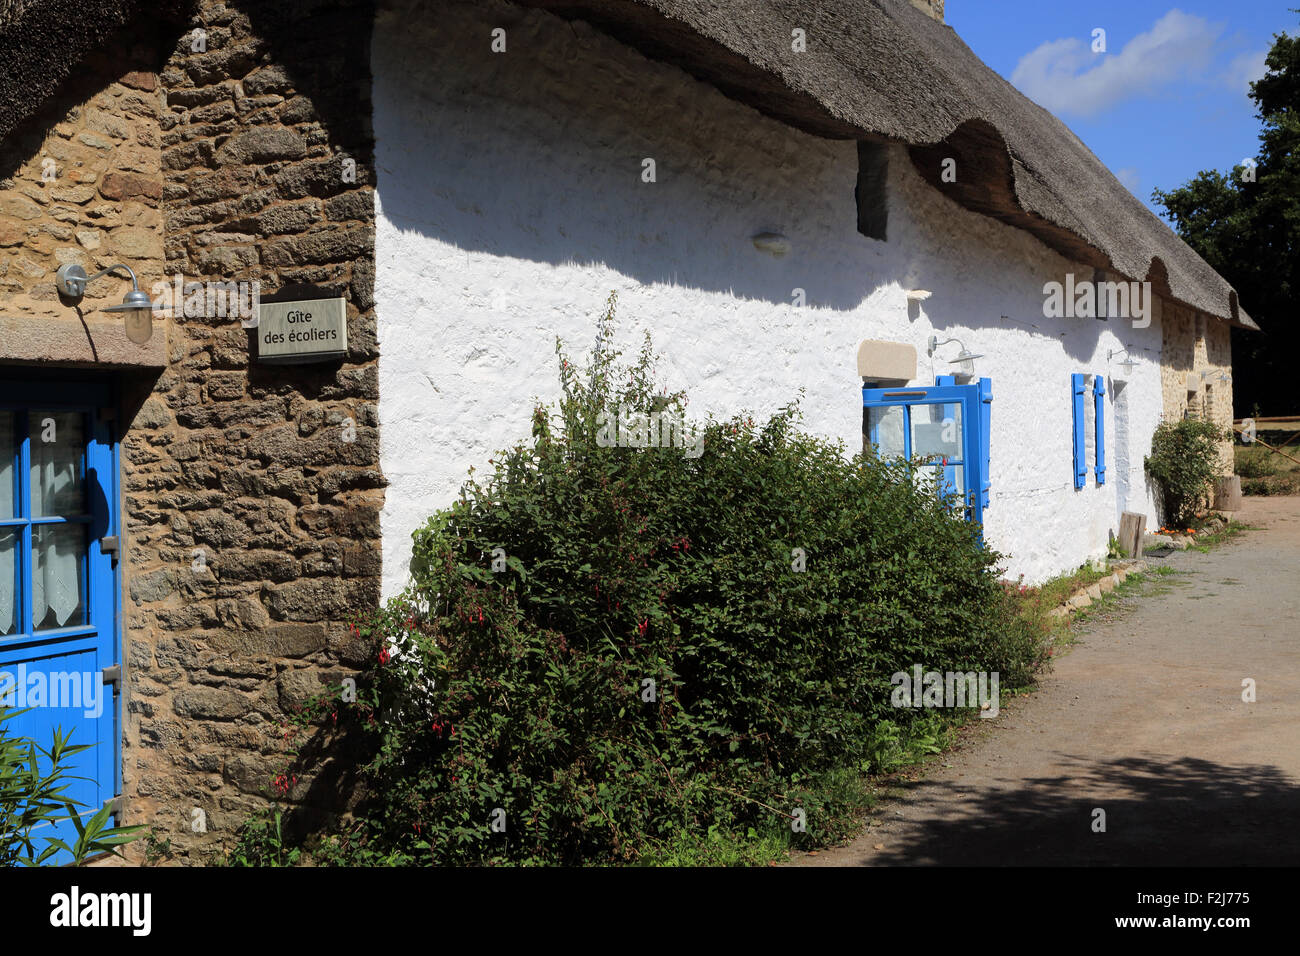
[1, 0, 1253, 328]
[0, 0, 192, 150]
[516, 0, 1255, 329]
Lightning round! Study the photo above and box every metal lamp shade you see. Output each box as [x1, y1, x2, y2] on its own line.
[104, 289, 155, 344]
[950, 349, 984, 377]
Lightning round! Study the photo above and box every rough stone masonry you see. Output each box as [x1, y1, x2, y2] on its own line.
[121, 0, 382, 861]
[0, 0, 382, 862]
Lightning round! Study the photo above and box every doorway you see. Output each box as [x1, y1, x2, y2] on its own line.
[0, 376, 121, 864]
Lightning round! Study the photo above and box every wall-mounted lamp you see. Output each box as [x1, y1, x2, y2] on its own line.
[1108, 347, 1137, 374]
[906, 289, 932, 303]
[55, 262, 159, 344]
[927, 334, 982, 377]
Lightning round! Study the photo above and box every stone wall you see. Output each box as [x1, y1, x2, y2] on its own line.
[1159, 296, 1234, 473]
[115, 0, 380, 862]
[0, 37, 167, 366]
[1205, 316, 1235, 472]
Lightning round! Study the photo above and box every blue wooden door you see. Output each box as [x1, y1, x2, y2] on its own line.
[862, 381, 990, 530]
[0, 379, 120, 864]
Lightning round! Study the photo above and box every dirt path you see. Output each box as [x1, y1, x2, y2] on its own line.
[791, 497, 1300, 866]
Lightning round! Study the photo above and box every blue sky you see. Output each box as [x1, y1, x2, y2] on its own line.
[946, 2, 1297, 220]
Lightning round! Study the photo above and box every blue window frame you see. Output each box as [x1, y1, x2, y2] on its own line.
[0, 377, 120, 865]
[936, 375, 993, 510]
[978, 377, 992, 509]
[862, 379, 991, 531]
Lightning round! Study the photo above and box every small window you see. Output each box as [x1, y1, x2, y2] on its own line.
[1084, 378, 1096, 469]
[1094, 269, 1110, 320]
[855, 141, 889, 241]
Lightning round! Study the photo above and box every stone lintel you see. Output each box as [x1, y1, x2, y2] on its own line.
[0, 314, 167, 369]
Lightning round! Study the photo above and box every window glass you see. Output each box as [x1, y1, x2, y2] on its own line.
[1084, 380, 1096, 466]
[33, 523, 86, 630]
[867, 404, 906, 459]
[0, 528, 16, 636]
[30, 411, 85, 518]
[912, 403, 962, 460]
[0, 412, 13, 520]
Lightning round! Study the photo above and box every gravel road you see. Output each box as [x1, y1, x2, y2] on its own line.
[790, 497, 1300, 866]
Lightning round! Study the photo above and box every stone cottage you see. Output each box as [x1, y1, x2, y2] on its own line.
[0, 0, 1253, 860]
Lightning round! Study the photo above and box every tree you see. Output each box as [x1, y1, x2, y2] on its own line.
[1153, 12, 1300, 416]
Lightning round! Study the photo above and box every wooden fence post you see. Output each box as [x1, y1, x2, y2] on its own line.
[1118, 512, 1146, 558]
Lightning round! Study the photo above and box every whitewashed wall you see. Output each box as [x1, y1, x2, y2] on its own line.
[372, 0, 1164, 595]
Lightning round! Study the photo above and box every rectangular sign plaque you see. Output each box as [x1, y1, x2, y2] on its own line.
[256, 297, 347, 364]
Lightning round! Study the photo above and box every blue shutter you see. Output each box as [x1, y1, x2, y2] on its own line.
[1094, 373, 1106, 485]
[1071, 373, 1086, 489]
[979, 377, 992, 509]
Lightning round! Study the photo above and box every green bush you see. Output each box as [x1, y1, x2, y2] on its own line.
[1235, 447, 1278, 479]
[1145, 418, 1232, 526]
[1, 708, 144, 866]
[219, 805, 301, 867]
[316, 294, 1047, 865]
[1241, 474, 1300, 496]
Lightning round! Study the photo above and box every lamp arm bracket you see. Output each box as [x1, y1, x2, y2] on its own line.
[84, 263, 141, 289]
[55, 262, 141, 300]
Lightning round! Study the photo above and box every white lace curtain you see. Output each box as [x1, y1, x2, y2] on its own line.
[0, 412, 83, 635]
[32, 413, 83, 629]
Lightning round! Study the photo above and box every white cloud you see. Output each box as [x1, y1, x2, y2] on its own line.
[1116, 167, 1140, 194]
[1010, 10, 1224, 117]
[1224, 49, 1268, 97]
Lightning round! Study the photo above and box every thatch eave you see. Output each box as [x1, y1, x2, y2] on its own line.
[514, 0, 1257, 330]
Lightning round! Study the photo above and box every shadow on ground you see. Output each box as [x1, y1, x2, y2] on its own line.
[865, 753, 1297, 866]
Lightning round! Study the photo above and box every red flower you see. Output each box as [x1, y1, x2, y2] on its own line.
[378, 647, 392, 666]
[638, 619, 648, 637]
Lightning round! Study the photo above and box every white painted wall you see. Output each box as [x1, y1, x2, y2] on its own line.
[372, 0, 1164, 596]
